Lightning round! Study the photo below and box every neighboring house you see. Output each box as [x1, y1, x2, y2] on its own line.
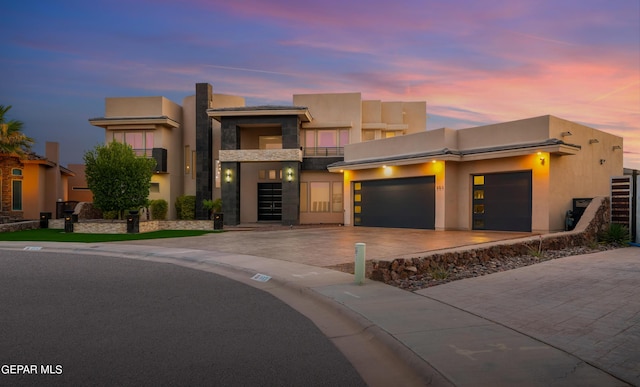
[89, 82, 623, 232]
[0, 142, 74, 220]
[67, 164, 93, 203]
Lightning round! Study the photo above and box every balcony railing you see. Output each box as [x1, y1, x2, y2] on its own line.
[303, 147, 344, 157]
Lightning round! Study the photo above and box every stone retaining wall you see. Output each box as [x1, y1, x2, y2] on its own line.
[370, 196, 610, 283]
[0, 220, 40, 233]
[47, 219, 214, 233]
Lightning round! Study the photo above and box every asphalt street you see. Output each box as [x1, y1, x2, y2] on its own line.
[0, 250, 366, 386]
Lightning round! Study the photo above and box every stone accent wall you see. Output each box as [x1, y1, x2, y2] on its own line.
[0, 220, 39, 232]
[47, 219, 215, 233]
[219, 149, 303, 162]
[370, 196, 611, 283]
[0, 155, 24, 219]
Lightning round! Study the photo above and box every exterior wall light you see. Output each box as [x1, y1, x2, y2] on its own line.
[589, 139, 599, 144]
[537, 152, 545, 165]
[600, 159, 606, 165]
[225, 169, 232, 183]
[286, 167, 294, 182]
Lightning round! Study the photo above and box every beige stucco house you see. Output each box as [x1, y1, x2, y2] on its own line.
[89, 82, 623, 233]
[329, 115, 623, 232]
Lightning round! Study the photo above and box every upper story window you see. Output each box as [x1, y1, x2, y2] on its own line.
[11, 169, 22, 176]
[113, 131, 154, 157]
[302, 129, 349, 157]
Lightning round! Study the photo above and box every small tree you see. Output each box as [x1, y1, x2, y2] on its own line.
[84, 141, 156, 219]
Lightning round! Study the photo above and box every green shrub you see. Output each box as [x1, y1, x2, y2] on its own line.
[150, 199, 168, 220]
[175, 195, 196, 220]
[599, 223, 630, 245]
[103, 210, 119, 220]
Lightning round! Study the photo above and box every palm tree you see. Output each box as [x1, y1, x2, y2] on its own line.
[0, 105, 34, 157]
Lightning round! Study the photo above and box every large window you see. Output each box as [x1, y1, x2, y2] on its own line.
[113, 131, 154, 156]
[300, 181, 343, 213]
[12, 180, 22, 211]
[302, 129, 349, 157]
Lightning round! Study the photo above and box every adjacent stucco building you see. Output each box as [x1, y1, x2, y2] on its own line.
[89, 82, 623, 233]
[0, 142, 74, 220]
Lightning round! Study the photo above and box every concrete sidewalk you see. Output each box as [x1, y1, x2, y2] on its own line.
[1, 237, 636, 386]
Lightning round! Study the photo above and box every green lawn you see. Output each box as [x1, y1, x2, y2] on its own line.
[0, 228, 219, 243]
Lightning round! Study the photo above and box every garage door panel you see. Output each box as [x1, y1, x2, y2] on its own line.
[475, 171, 532, 232]
[356, 176, 435, 229]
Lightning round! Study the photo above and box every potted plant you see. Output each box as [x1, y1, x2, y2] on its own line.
[203, 198, 223, 230]
[202, 198, 222, 219]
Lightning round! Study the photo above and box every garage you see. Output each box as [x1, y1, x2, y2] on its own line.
[472, 171, 532, 232]
[353, 176, 435, 229]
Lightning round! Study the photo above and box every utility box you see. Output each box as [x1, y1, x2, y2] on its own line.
[571, 198, 592, 230]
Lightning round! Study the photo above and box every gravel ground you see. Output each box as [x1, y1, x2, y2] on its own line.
[387, 244, 623, 292]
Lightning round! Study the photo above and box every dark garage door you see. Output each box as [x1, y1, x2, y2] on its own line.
[354, 176, 435, 229]
[472, 171, 532, 232]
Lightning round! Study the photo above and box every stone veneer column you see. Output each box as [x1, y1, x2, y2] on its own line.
[281, 116, 301, 226]
[220, 162, 241, 225]
[195, 83, 212, 220]
[281, 161, 300, 226]
[221, 117, 241, 225]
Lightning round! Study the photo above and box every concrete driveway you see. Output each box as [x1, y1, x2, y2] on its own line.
[117, 226, 535, 267]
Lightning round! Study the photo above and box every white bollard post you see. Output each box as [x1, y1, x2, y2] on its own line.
[354, 243, 366, 285]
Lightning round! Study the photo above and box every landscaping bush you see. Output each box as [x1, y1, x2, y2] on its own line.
[175, 195, 196, 220]
[103, 210, 119, 220]
[599, 223, 630, 246]
[150, 199, 168, 220]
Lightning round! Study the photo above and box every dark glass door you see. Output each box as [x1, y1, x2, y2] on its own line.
[258, 183, 282, 221]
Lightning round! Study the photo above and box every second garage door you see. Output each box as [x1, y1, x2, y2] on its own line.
[354, 176, 435, 229]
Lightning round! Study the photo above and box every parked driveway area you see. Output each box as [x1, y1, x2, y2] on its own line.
[117, 226, 535, 267]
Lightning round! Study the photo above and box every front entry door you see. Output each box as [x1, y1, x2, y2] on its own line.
[257, 183, 282, 221]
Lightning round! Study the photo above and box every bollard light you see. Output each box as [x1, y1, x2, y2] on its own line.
[354, 243, 366, 285]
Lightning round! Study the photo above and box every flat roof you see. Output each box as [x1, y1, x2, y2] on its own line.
[207, 106, 312, 122]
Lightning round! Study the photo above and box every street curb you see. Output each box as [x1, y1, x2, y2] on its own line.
[0, 242, 453, 386]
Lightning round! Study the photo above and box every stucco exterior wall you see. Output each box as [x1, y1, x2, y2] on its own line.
[547, 117, 623, 231]
[105, 96, 181, 120]
[457, 115, 551, 150]
[344, 128, 454, 162]
[21, 163, 42, 220]
[67, 164, 93, 202]
[181, 95, 197, 196]
[294, 93, 363, 143]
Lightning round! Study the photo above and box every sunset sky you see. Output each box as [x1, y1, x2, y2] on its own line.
[1, 0, 639, 169]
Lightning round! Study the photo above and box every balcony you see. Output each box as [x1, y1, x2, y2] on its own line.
[303, 147, 344, 157]
[132, 148, 167, 173]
